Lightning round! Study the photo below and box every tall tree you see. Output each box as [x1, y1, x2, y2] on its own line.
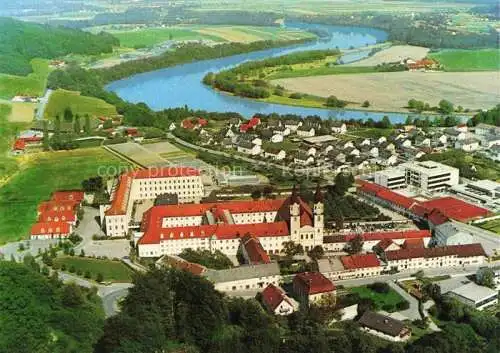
[84, 114, 91, 135]
[73, 113, 81, 134]
[63, 107, 73, 122]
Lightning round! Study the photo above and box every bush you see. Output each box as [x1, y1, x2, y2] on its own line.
[96, 273, 104, 283]
[396, 300, 410, 311]
[84, 271, 91, 279]
[69, 266, 76, 273]
[61, 264, 67, 271]
[382, 304, 395, 312]
[368, 282, 390, 294]
[362, 100, 370, 108]
[76, 269, 83, 276]
[289, 92, 303, 99]
[69, 248, 75, 256]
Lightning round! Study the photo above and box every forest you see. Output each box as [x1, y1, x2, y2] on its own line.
[0, 17, 118, 76]
[0, 260, 104, 353]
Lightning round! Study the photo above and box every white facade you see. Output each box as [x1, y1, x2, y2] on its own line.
[264, 149, 286, 160]
[297, 127, 315, 137]
[270, 134, 284, 143]
[237, 143, 261, 155]
[434, 221, 474, 246]
[447, 282, 499, 311]
[386, 252, 485, 272]
[374, 169, 406, 190]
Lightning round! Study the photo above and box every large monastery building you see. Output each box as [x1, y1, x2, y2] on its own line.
[135, 186, 325, 258]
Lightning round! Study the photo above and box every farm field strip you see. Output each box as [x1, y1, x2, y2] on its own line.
[429, 49, 500, 71]
[347, 45, 429, 67]
[0, 58, 50, 99]
[44, 89, 117, 119]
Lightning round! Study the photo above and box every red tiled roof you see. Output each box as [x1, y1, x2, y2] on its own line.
[377, 238, 395, 250]
[163, 256, 206, 276]
[240, 123, 250, 133]
[341, 253, 380, 269]
[385, 243, 487, 261]
[416, 197, 490, 223]
[12, 139, 25, 151]
[324, 230, 431, 244]
[241, 234, 271, 265]
[261, 284, 293, 312]
[358, 181, 415, 209]
[182, 119, 195, 129]
[51, 191, 84, 203]
[402, 238, 424, 249]
[198, 118, 208, 126]
[293, 272, 335, 295]
[125, 127, 138, 136]
[248, 116, 261, 127]
[31, 222, 70, 236]
[38, 200, 78, 214]
[138, 219, 289, 245]
[21, 136, 43, 144]
[38, 210, 76, 223]
[105, 174, 132, 216]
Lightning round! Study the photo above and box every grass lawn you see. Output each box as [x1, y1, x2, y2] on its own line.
[349, 285, 407, 312]
[477, 218, 500, 235]
[0, 148, 130, 244]
[429, 49, 500, 71]
[54, 256, 134, 282]
[8, 101, 36, 122]
[261, 92, 328, 109]
[44, 89, 117, 119]
[0, 59, 50, 99]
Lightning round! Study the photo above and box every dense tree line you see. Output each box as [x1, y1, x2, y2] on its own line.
[469, 104, 500, 126]
[97, 39, 313, 83]
[291, 12, 498, 49]
[0, 17, 118, 75]
[0, 260, 104, 353]
[204, 49, 341, 99]
[188, 10, 282, 27]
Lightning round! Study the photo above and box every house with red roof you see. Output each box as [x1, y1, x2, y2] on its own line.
[239, 116, 260, 133]
[156, 254, 207, 276]
[260, 284, 296, 315]
[11, 139, 26, 154]
[384, 243, 487, 271]
[293, 271, 336, 306]
[337, 253, 382, 280]
[240, 234, 271, 265]
[31, 222, 71, 240]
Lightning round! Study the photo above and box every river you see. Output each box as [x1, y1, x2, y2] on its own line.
[105, 22, 416, 123]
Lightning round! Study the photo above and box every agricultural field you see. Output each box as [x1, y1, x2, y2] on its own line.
[0, 148, 130, 244]
[102, 25, 317, 49]
[448, 13, 499, 34]
[347, 45, 429, 67]
[273, 71, 499, 112]
[7, 102, 36, 122]
[0, 59, 50, 99]
[54, 256, 135, 282]
[429, 49, 500, 71]
[44, 89, 117, 119]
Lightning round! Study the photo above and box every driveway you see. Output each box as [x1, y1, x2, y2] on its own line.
[388, 281, 421, 321]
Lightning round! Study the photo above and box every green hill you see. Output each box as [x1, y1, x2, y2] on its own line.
[0, 17, 119, 76]
[44, 89, 117, 119]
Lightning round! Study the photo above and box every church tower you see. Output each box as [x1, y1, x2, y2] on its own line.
[289, 185, 301, 242]
[313, 184, 324, 243]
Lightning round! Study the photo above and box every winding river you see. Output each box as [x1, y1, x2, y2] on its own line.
[106, 22, 416, 122]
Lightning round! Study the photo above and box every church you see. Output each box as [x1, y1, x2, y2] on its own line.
[135, 186, 325, 258]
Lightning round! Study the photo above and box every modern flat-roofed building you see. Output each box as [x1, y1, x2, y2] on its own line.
[447, 282, 498, 311]
[450, 179, 500, 212]
[374, 161, 459, 193]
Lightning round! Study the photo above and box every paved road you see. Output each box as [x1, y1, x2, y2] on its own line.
[100, 286, 132, 318]
[388, 281, 420, 321]
[36, 89, 52, 120]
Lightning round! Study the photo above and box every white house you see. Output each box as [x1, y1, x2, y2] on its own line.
[168, 122, 176, 131]
[306, 147, 317, 156]
[270, 134, 284, 143]
[377, 136, 387, 145]
[294, 151, 314, 165]
[237, 141, 261, 155]
[284, 120, 302, 131]
[455, 139, 480, 152]
[331, 122, 347, 134]
[264, 147, 286, 161]
[297, 126, 315, 137]
[273, 126, 291, 136]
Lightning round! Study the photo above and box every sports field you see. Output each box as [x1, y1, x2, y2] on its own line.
[478, 219, 500, 235]
[44, 89, 117, 119]
[0, 148, 130, 244]
[273, 71, 500, 112]
[429, 49, 500, 71]
[54, 256, 134, 282]
[0, 59, 50, 99]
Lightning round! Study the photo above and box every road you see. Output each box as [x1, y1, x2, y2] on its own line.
[388, 281, 420, 321]
[36, 88, 52, 120]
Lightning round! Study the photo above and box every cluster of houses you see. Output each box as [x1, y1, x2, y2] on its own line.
[30, 191, 84, 240]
